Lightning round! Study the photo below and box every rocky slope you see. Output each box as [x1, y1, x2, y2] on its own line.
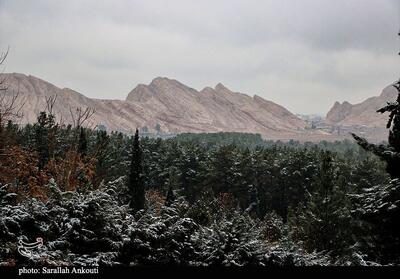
[1, 73, 327, 140]
[326, 85, 398, 127]
[126, 77, 309, 138]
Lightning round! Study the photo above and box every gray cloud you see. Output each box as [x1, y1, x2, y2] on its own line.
[0, 0, 399, 114]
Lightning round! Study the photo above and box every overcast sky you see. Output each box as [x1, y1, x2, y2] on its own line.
[0, 0, 399, 114]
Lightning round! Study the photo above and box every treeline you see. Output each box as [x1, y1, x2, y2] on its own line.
[175, 132, 371, 156]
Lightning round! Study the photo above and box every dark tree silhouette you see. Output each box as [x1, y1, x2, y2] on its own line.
[349, 32, 400, 263]
[78, 126, 88, 157]
[128, 129, 145, 211]
[165, 185, 175, 206]
[35, 111, 55, 170]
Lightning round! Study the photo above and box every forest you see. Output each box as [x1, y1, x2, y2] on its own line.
[1, 88, 400, 266]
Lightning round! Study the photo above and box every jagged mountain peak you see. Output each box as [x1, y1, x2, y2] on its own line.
[149, 76, 196, 91]
[215, 82, 230, 92]
[150, 76, 175, 85]
[126, 76, 199, 103]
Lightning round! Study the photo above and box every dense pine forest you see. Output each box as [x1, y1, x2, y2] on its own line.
[1, 92, 400, 266]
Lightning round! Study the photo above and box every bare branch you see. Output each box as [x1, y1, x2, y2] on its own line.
[0, 87, 25, 126]
[69, 106, 96, 129]
[0, 48, 10, 89]
[0, 49, 25, 126]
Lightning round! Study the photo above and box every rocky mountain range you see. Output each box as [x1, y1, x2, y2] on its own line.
[326, 85, 397, 127]
[2, 73, 395, 142]
[1, 73, 330, 141]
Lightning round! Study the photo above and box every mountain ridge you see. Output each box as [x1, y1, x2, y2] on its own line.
[326, 85, 398, 127]
[1, 72, 334, 141]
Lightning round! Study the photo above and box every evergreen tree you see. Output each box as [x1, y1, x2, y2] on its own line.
[165, 166, 178, 206]
[351, 156, 389, 191]
[349, 35, 400, 263]
[78, 126, 88, 157]
[128, 129, 145, 211]
[165, 185, 175, 206]
[236, 148, 257, 212]
[350, 179, 400, 264]
[92, 130, 110, 187]
[34, 111, 56, 170]
[294, 151, 353, 255]
[207, 145, 236, 195]
[352, 79, 400, 179]
[178, 144, 205, 203]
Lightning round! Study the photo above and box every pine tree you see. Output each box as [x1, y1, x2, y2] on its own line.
[128, 129, 145, 211]
[351, 156, 389, 191]
[34, 111, 56, 170]
[207, 145, 236, 195]
[165, 167, 178, 206]
[294, 151, 353, 255]
[349, 33, 400, 263]
[165, 185, 175, 206]
[178, 144, 204, 203]
[351, 82, 400, 178]
[78, 126, 88, 157]
[93, 130, 110, 187]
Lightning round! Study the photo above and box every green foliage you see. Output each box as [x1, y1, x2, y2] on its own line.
[291, 152, 354, 256]
[350, 78, 400, 264]
[34, 111, 57, 170]
[78, 127, 88, 157]
[0, 117, 394, 265]
[175, 132, 265, 149]
[128, 129, 145, 211]
[350, 179, 400, 264]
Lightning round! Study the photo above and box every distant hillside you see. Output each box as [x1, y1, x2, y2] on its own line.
[1, 73, 333, 141]
[326, 85, 397, 127]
